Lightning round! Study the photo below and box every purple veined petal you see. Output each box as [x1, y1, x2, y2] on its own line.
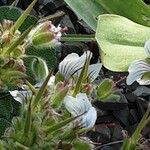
[68, 51, 92, 77]
[88, 63, 102, 82]
[144, 40, 150, 57]
[73, 62, 102, 82]
[59, 53, 79, 79]
[81, 107, 97, 128]
[63, 93, 92, 116]
[63, 95, 84, 116]
[59, 51, 92, 79]
[76, 93, 92, 112]
[127, 60, 150, 85]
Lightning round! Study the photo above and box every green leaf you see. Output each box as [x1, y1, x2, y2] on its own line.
[45, 116, 79, 133]
[96, 14, 150, 71]
[64, 0, 107, 31]
[96, 0, 150, 28]
[24, 45, 56, 83]
[0, 6, 37, 33]
[0, 96, 12, 120]
[97, 79, 113, 100]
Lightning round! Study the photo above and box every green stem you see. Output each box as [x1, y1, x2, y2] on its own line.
[25, 80, 36, 95]
[61, 34, 95, 42]
[122, 104, 150, 150]
[73, 53, 91, 96]
[5, 26, 32, 55]
[32, 70, 53, 109]
[39, 11, 65, 23]
[23, 97, 32, 137]
[132, 104, 150, 141]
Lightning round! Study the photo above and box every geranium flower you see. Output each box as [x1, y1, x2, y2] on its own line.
[127, 40, 150, 85]
[59, 51, 102, 81]
[63, 93, 97, 129]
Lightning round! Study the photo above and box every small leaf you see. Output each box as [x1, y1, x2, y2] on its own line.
[97, 79, 113, 100]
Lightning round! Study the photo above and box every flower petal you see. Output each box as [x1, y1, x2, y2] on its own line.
[144, 40, 150, 57]
[63, 93, 92, 116]
[127, 60, 150, 85]
[73, 62, 102, 82]
[88, 63, 102, 82]
[81, 107, 97, 128]
[35, 75, 55, 88]
[9, 90, 29, 103]
[59, 51, 92, 79]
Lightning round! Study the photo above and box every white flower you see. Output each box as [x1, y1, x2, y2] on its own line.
[59, 51, 102, 81]
[127, 40, 150, 85]
[63, 93, 97, 128]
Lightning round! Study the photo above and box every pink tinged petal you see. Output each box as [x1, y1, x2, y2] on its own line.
[81, 107, 97, 128]
[127, 60, 150, 85]
[144, 40, 150, 57]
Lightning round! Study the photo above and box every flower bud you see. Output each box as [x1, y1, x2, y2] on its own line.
[28, 21, 65, 47]
[31, 58, 49, 82]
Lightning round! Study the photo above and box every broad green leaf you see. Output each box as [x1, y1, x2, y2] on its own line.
[0, 6, 37, 32]
[0, 118, 11, 138]
[10, 0, 37, 32]
[96, 14, 150, 71]
[64, 0, 107, 31]
[96, 0, 150, 27]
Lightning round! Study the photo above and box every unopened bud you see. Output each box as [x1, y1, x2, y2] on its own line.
[31, 58, 49, 82]
[52, 86, 69, 108]
[32, 32, 54, 46]
[28, 21, 65, 47]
